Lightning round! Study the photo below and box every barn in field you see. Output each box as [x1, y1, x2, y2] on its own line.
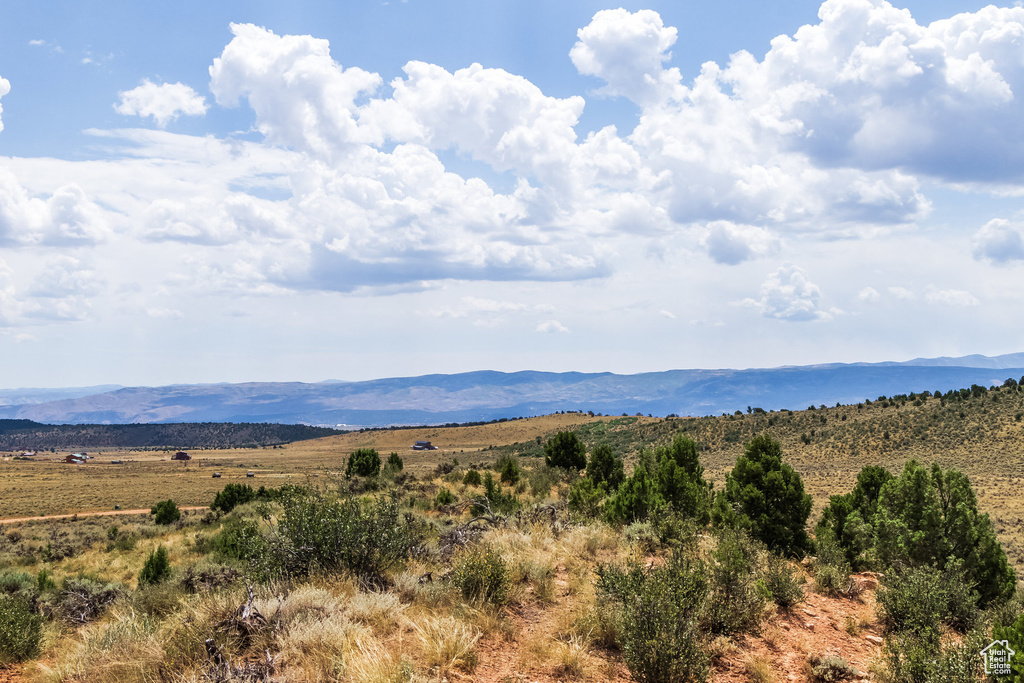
[172, 451, 191, 461]
[411, 441, 438, 450]
[65, 453, 86, 464]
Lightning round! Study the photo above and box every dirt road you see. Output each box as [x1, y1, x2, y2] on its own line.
[0, 506, 208, 525]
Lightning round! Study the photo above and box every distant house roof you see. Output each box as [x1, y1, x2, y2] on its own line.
[411, 441, 438, 450]
[172, 451, 191, 460]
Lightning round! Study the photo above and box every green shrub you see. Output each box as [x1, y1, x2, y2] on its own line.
[568, 477, 606, 519]
[106, 530, 138, 552]
[0, 571, 38, 607]
[813, 531, 852, 597]
[474, 473, 519, 514]
[874, 460, 1015, 607]
[0, 594, 41, 664]
[462, 469, 482, 487]
[139, 545, 172, 586]
[718, 435, 812, 556]
[879, 627, 987, 683]
[992, 612, 1024, 681]
[544, 431, 586, 470]
[151, 499, 181, 525]
[435, 487, 456, 508]
[605, 463, 664, 525]
[495, 453, 521, 484]
[386, 452, 404, 471]
[271, 489, 419, 583]
[806, 654, 857, 682]
[207, 517, 267, 563]
[876, 562, 978, 641]
[761, 553, 804, 610]
[586, 443, 624, 490]
[527, 464, 561, 497]
[36, 569, 55, 594]
[345, 448, 382, 478]
[703, 528, 767, 635]
[450, 545, 512, 606]
[597, 549, 711, 683]
[211, 483, 256, 514]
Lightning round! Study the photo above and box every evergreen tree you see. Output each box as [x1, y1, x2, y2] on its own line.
[874, 460, 1015, 607]
[720, 435, 811, 556]
[345, 448, 381, 478]
[544, 431, 586, 470]
[605, 463, 664, 525]
[586, 443, 624, 489]
[816, 465, 891, 569]
[654, 436, 712, 524]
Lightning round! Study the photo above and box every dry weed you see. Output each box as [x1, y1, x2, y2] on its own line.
[745, 655, 777, 683]
[347, 640, 416, 683]
[348, 590, 406, 634]
[553, 633, 590, 678]
[411, 615, 480, 676]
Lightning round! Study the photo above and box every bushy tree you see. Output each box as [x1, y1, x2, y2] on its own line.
[496, 453, 521, 484]
[385, 452, 404, 471]
[874, 460, 1015, 607]
[211, 483, 256, 514]
[345, 448, 381, 478]
[816, 465, 891, 569]
[151, 499, 180, 525]
[597, 549, 711, 682]
[605, 464, 664, 525]
[272, 490, 419, 582]
[568, 477, 607, 519]
[586, 443, 624, 490]
[719, 435, 811, 556]
[139, 546, 172, 585]
[544, 431, 586, 470]
[654, 436, 712, 525]
[462, 469, 482, 486]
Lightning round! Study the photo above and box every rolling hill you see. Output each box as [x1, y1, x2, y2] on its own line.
[0, 353, 1021, 427]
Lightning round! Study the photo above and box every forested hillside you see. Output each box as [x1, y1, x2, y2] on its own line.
[0, 420, 344, 450]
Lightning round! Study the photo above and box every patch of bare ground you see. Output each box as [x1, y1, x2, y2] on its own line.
[0, 666, 28, 683]
[714, 574, 883, 683]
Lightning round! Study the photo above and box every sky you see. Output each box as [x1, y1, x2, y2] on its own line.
[1, 0, 1023, 388]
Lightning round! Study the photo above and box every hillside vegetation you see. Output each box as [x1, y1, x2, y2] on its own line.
[0, 421, 344, 450]
[0, 382, 1022, 682]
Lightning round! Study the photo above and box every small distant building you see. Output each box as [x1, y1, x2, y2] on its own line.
[172, 451, 191, 461]
[20, 451, 35, 457]
[246, 471, 255, 478]
[411, 441, 438, 451]
[65, 453, 87, 464]
[212, 472, 221, 478]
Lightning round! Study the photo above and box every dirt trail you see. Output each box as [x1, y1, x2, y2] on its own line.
[0, 506, 208, 525]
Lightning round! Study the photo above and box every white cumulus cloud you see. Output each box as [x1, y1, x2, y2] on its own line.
[925, 287, 980, 307]
[743, 265, 829, 321]
[115, 80, 208, 127]
[569, 8, 684, 105]
[973, 218, 1024, 263]
[537, 319, 569, 333]
[702, 221, 779, 265]
[0, 75, 9, 134]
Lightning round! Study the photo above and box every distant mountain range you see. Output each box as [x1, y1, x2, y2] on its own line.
[2, 353, 1023, 428]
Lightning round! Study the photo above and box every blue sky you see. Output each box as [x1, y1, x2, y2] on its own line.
[0, 0, 1023, 387]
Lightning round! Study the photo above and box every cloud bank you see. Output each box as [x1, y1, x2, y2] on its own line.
[3, 0, 1024, 337]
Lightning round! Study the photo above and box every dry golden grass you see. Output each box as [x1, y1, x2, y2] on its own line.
[411, 615, 480, 676]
